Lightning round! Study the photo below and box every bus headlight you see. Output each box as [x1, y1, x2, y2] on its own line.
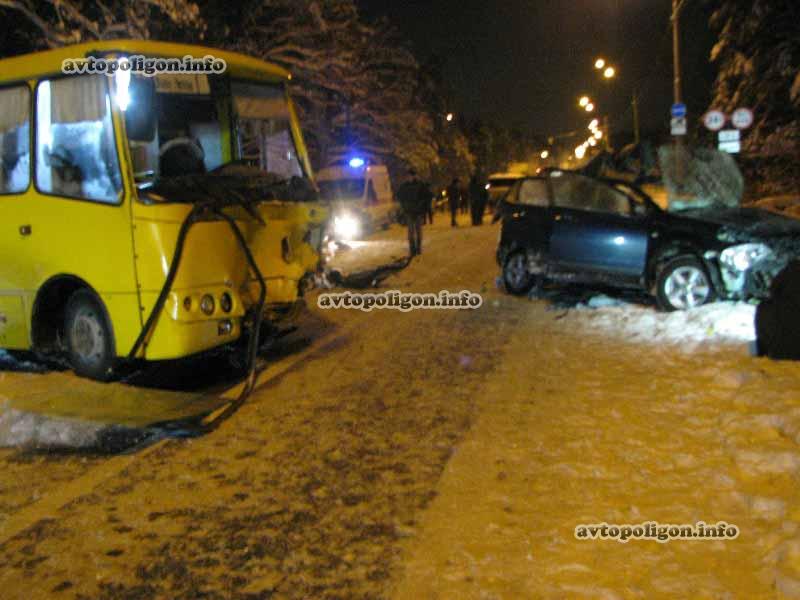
[720, 243, 772, 272]
[334, 214, 361, 240]
[200, 294, 215, 315]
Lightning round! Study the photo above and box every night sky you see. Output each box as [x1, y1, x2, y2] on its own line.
[360, 0, 718, 141]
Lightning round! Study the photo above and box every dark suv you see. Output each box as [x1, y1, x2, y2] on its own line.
[496, 171, 800, 311]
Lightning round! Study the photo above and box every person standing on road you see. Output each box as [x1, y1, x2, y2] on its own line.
[460, 182, 469, 215]
[447, 177, 461, 227]
[422, 181, 435, 225]
[397, 170, 427, 257]
[469, 174, 487, 226]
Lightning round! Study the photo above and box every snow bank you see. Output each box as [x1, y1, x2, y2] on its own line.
[567, 299, 756, 350]
[0, 401, 103, 449]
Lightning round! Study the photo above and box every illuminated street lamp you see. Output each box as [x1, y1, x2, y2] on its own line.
[588, 137, 597, 147]
[585, 102, 594, 112]
[575, 145, 586, 159]
[588, 119, 599, 130]
[579, 96, 590, 107]
[540, 150, 549, 159]
[446, 112, 454, 122]
[594, 130, 603, 139]
[604, 66, 616, 79]
[595, 58, 606, 70]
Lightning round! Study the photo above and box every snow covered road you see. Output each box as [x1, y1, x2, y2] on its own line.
[1, 214, 800, 598]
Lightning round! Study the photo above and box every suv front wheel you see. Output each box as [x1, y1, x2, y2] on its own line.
[655, 256, 715, 311]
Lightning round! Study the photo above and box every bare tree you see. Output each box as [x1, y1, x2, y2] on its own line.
[0, 0, 204, 48]
[225, 0, 447, 177]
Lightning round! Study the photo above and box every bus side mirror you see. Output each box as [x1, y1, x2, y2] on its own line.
[124, 76, 156, 142]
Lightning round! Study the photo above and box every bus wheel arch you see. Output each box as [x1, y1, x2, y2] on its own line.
[32, 276, 117, 362]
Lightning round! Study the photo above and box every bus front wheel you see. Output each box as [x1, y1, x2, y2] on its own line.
[64, 289, 116, 381]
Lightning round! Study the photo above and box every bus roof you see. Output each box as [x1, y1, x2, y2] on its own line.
[0, 40, 291, 85]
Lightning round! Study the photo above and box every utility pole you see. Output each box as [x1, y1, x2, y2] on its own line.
[672, 0, 683, 107]
[672, 0, 685, 184]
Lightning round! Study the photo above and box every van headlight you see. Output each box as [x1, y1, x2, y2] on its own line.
[333, 214, 361, 240]
[720, 243, 772, 272]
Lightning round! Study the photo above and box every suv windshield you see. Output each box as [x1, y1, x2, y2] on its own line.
[125, 73, 304, 189]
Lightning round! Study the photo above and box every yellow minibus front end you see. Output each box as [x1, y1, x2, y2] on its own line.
[0, 41, 326, 380]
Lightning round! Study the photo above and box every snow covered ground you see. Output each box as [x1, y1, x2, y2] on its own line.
[1, 216, 800, 598]
[567, 298, 757, 351]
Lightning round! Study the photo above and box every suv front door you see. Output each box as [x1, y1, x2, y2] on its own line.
[548, 173, 649, 284]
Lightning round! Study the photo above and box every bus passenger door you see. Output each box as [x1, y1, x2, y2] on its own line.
[0, 84, 33, 348]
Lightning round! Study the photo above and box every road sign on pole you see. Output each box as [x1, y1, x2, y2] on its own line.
[718, 129, 741, 153]
[671, 103, 687, 118]
[671, 116, 687, 136]
[703, 110, 726, 131]
[731, 107, 754, 130]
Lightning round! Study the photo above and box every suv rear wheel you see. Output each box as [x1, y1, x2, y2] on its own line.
[656, 256, 714, 311]
[503, 250, 536, 295]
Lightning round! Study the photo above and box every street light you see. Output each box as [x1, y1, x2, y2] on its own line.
[540, 150, 549, 159]
[588, 137, 597, 147]
[575, 145, 586, 159]
[578, 96, 590, 107]
[589, 119, 599, 130]
[595, 58, 606, 70]
[585, 103, 594, 112]
[446, 112, 454, 122]
[603, 66, 616, 79]
[594, 130, 603, 139]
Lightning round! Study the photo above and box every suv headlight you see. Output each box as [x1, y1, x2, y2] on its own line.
[720, 243, 772, 272]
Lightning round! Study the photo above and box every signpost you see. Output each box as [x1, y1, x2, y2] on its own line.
[703, 110, 726, 131]
[671, 103, 687, 118]
[718, 129, 741, 154]
[731, 107, 754, 130]
[671, 117, 687, 136]
[671, 103, 687, 136]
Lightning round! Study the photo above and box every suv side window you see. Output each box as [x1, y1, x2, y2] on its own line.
[0, 85, 31, 195]
[550, 174, 592, 210]
[518, 178, 549, 206]
[551, 173, 630, 216]
[35, 75, 122, 204]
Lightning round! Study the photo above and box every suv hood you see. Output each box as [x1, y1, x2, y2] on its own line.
[676, 207, 800, 242]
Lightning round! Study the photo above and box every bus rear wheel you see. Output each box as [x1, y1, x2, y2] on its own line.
[64, 289, 116, 381]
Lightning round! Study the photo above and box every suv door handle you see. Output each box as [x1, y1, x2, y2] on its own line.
[19, 225, 31, 236]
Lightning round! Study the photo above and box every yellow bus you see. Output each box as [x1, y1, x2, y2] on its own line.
[0, 41, 326, 380]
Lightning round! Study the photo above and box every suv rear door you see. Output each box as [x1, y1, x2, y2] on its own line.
[501, 177, 552, 253]
[548, 172, 649, 283]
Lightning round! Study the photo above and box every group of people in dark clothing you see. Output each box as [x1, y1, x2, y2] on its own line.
[396, 169, 490, 257]
[446, 175, 489, 228]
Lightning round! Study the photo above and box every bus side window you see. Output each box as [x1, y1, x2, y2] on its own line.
[0, 85, 31, 195]
[35, 75, 122, 204]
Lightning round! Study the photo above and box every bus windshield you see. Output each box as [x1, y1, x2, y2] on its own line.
[125, 74, 304, 188]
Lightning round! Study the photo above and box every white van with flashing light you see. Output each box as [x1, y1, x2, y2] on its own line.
[317, 160, 397, 240]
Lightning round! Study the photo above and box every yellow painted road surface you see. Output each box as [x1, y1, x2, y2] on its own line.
[0, 371, 225, 428]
